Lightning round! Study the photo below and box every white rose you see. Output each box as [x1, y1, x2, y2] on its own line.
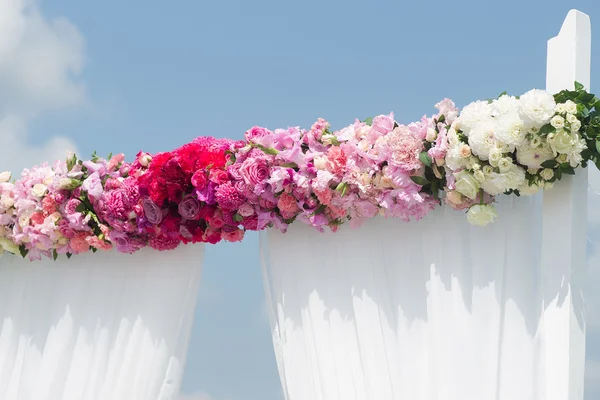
[489, 151, 502, 167]
[474, 170, 485, 182]
[555, 103, 567, 114]
[454, 170, 480, 200]
[530, 136, 542, 148]
[139, 153, 152, 167]
[540, 168, 554, 180]
[447, 128, 459, 145]
[557, 153, 568, 164]
[31, 183, 48, 198]
[548, 130, 574, 154]
[0, 171, 11, 183]
[497, 157, 513, 173]
[519, 89, 556, 125]
[426, 127, 437, 142]
[482, 165, 494, 175]
[565, 100, 578, 114]
[570, 120, 581, 132]
[550, 115, 565, 129]
[528, 125, 540, 134]
[467, 204, 498, 226]
[566, 113, 578, 124]
[516, 142, 554, 169]
[518, 182, 542, 196]
[544, 181, 554, 189]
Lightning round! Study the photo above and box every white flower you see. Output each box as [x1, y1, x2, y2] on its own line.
[0, 237, 18, 254]
[548, 130, 574, 154]
[566, 113, 578, 124]
[426, 127, 437, 142]
[457, 100, 493, 130]
[566, 134, 587, 167]
[550, 115, 565, 129]
[516, 142, 554, 169]
[493, 95, 520, 116]
[313, 156, 328, 170]
[1, 196, 14, 210]
[445, 145, 468, 171]
[557, 153, 568, 164]
[570, 120, 581, 132]
[543, 181, 554, 189]
[482, 165, 494, 175]
[565, 100, 578, 114]
[540, 168, 554, 180]
[467, 122, 497, 160]
[454, 170, 480, 200]
[497, 157, 513, 173]
[447, 127, 459, 145]
[489, 150, 502, 167]
[530, 136, 542, 147]
[139, 153, 152, 167]
[467, 204, 498, 226]
[474, 170, 485, 182]
[556, 103, 567, 114]
[518, 181, 542, 196]
[32, 183, 48, 198]
[481, 165, 526, 195]
[0, 172, 10, 183]
[519, 89, 556, 125]
[495, 112, 527, 147]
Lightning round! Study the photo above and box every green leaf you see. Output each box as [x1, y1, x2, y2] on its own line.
[19, 244, 28, 259]
[497, 91, 507, 98]
[595, 140, 600, 154]
[539, 124, 554, 135]
[436, 115, 446, 124]
[233, 213, 244, 222]
[66, 252, 72, 259]
[253, 144, 279, 155]
[563, 168, 576, 175]
[540, 159, 558, 168]
[363, 117, 373, 126]
[53, 249, 58, 261]
[410, 176, 430, 186]
[419, 151, 432, 168]
[280, 162, 298, 169]
[575, 81, 585, 91]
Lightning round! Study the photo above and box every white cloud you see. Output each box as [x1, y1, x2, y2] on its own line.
[0, 0, 84, 174]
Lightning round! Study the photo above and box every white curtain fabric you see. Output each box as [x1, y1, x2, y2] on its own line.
[260, 196, 569, 400]
[0, 244, 203, 400]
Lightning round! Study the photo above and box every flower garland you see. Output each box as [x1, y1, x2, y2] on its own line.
[1, 84, 599, 261]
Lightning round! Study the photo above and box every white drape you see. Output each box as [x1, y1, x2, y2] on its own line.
[0, 244, 203, 400]
[260, 196, 581, 400]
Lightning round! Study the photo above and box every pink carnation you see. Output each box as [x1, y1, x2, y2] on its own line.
[215, 182, 246, 211]
[277, 192, 299, 213]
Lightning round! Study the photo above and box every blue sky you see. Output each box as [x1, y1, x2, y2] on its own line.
[2, 0, 600, 399]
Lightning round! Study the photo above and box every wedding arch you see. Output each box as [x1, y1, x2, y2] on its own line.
[0, 8, 596, 400]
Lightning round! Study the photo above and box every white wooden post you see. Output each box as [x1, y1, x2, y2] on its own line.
[543, 9, 590, 400]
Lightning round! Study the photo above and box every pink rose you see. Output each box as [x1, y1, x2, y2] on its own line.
[82, 172, 103, 200]
[222, 228, 244, 242]
[142, 197, 163, 225]
[108, 153, 125, 170]
[372, 113, 395, 134]
[209, 169, 229, 185]
[238, 202, 255, 217]
[240, 158, 270, 186]
[191, 170, 208, 189]
[178, 195, 201, 220]
[245, 126, 273, 142]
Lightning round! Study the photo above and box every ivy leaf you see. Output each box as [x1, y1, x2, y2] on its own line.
[53, 249, 58, 261]
[410, 176, 430, 186]
[540, 160, 558, 168]
[575, 81, 585, 91]
[419, 151, 432, 168]
[363, 117, 373, 126]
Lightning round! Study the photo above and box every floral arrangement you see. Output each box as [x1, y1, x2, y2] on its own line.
[1, 84, 599, 260]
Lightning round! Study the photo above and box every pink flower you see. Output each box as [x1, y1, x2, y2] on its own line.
[178, 195, 201, 220]
[30, 212, 45, 226]
[86, 236, 112, 251]
[238, 202, 254, 217]
[42, 196, 57, 214]
[149, 234, 180, 251]
[108, 153, 125, 170]
[191, 170, 208, 189]
[142, 197, 163, 224]
[326, 147, 347, 176]
[215, 182, 246, 211]
[82, 172, 103, 200]
[70, 232, 91, 254]
[209, 169, 229, 185]
[277, 193, 299, 213]
[382, 126, 423, 171]
[371, 113, 395, 134]
[222, 228, 244, 242]
[239, 158, 270, 186]
[245, 126, 273, 142]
